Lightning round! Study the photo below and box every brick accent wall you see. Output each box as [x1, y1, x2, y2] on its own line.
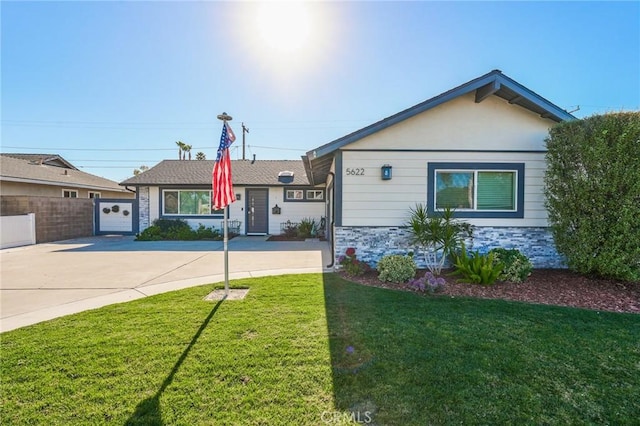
[1, 196, 94, 243]
[334, 226, 565, 270]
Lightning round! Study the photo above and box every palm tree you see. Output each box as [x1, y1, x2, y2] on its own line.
[176, 141, 185, 160]
[196, 152, 206, 160]
[183, 144, 192, 160]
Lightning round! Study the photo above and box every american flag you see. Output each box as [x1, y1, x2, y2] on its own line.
[212, 122, 236, 209]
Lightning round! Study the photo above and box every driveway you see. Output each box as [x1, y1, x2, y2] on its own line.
[0, 235, 332, 332]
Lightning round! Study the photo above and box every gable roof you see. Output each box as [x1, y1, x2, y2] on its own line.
[120, 159, 314, 187]
[0, 153, 128, 192]
[303, 69, 576, 185]
[1, 153, 79, 170]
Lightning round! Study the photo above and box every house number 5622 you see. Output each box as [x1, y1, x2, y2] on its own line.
[346, 168, 365, 176]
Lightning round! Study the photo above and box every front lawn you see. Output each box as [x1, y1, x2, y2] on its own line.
[1, 274, 638, 424]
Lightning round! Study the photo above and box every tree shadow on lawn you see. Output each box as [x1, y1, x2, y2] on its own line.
[124, 298, 225, 425]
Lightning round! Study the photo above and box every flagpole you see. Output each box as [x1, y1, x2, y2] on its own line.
[223, 205, 229, 297]
[217, 112, 233, 297]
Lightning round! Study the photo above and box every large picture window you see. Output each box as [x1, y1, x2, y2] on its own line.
[427, 163, 524, 218]
[162, 190, 224, 216]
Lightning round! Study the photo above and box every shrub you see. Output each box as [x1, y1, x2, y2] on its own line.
[406, 204, 472, 274]
[408, 271, 446, 294]
[136, 225, 162, 241]
[489, 248, 533, 283]
[297, 218, 316, 239]
[544, 112, 640, 282]
[377, 255, 417, 283]
[451, 244, 503, 285]
[195, 224, 221, 240]
[338, 247, 370, 276]
[136, 219, 220, 241]
[282, 221, 299, 238]
[152, 218, 191, 234]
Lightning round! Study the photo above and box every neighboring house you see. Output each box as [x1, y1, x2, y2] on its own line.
[303, 70, 575, 268]
[0, 153, 134, 199]
[120, 159, 326, 235]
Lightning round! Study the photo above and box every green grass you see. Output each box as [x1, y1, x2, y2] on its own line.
[1, 274, 639, 425]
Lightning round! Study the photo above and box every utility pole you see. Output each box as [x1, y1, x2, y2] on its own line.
[242, 122, 249, 160]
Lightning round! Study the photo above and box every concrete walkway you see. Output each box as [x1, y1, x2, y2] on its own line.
[0, 235, 332, 332]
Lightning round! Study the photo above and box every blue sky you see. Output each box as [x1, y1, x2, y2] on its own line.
[2, 1, 638, 182]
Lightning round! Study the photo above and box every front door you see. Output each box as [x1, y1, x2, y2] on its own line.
[246, 189, 268, 234]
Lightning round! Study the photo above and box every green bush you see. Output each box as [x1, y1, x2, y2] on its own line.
[282, 221, 299, 238]
[338, 247, 370, 276]
[136, 219, 221, 241]
[544, 112, 640, 282]
[136, 225, 162, 241]
[152, 218, 190, 234]
[377, 255, 417, 283]
[297, 218, 316, 239]
[195, 224, 221, 240]
[451, 244, 503, 285]
[488, 248, 533, 283]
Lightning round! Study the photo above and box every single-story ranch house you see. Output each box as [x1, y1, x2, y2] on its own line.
[120, 159, 326, 236]
[123, 70, 575, 268]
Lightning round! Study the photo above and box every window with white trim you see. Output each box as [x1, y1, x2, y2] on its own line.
[162, 190, 224, 216]
[306, 190, 324, 200]
[63, 189, 78, 198]
[283, 188, 325, 202]
[89, 191, 101, 199]
[427, 163, 525, 219]
[285, 189, 304, 200]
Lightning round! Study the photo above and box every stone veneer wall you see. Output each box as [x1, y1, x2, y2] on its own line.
[138, 187, 150, 231]
[334, 226, 565, 269]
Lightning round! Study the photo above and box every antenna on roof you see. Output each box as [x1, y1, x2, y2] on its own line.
[567, 105, 580, 114]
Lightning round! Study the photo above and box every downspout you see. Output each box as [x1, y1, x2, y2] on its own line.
[325, 171, 336, 269]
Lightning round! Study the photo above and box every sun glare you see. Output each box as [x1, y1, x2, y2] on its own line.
[253, 2, 314, 54]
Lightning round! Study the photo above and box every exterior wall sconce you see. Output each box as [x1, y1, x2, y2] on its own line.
[381, 164, 392, 180]
[236, 193, 242, 201]
[272, 204, 281, 215]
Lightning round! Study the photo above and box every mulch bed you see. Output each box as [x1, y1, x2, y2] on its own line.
[266, 235, 326, 241]
[339, 269, 640, 314]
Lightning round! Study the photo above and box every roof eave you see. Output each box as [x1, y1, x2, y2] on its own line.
[306, 70, 575, 162]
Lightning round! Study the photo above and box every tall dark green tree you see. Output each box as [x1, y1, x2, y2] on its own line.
[544, 112, 640, 282]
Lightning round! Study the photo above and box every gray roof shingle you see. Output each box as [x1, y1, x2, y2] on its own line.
[1, 153, 128, 192]
[120, 159, 314, 187]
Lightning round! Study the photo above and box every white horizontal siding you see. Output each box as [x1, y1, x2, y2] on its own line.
[268, 187, 325, 235]
[145, 185, 324, 235]
[340, 151, 549, 227]
[346, 93, 555, 152]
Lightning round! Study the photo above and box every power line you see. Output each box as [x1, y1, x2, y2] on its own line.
[3, 144, 306, 152]
[2, 146, 181, 152]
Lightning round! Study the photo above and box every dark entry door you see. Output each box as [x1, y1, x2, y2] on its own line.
[246, 189, 268, 234]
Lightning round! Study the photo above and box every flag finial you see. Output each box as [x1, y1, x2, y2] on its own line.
[217, 112, 233, 122]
